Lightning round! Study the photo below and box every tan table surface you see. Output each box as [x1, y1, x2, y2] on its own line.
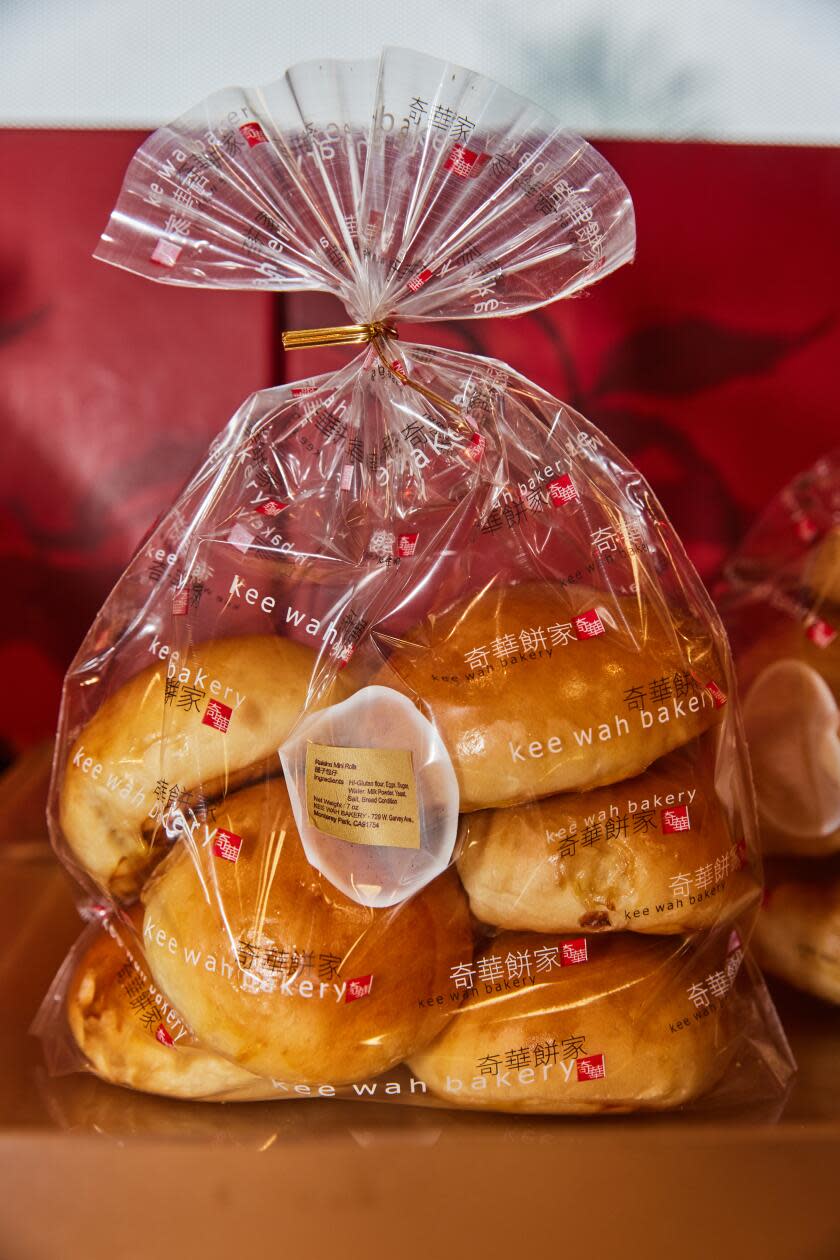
[0, 845, 838, 1259]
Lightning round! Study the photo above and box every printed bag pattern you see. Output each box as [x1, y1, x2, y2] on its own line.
[37, 48, 794, 1114]
[720, 451, 840, 1007]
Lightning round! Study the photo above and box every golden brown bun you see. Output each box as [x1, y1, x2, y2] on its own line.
[67, 911, 277, 1100]
[142, 779, 473, 1084]
[805, 527, 840, 606]
[409, 930, 740, 1113]
[458, 737, 759, 934]
[374, 582, 725, 811]
[737, 625, 840, 857]
[60, 635, 352, 898]
[753, 862, 840, 1004]
[738, 621, 840, 697]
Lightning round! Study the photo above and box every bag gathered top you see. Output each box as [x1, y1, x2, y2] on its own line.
[36, 47, 794, 1114]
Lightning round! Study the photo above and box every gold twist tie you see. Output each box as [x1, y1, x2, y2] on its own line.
[281, 321, 397, 350]
[282, 320, 465, 424]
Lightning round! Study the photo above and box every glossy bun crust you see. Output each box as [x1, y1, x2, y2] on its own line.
[737, 622, 840, 698]
[753, 862, 840, 1004]
[67, 912, 276, 1100]
[458, 737, 758, 934]
[375, 583, 725, 811]
[60, 635, 351, 898]
[409, 929, 740, 1113]
[142, 779, 474, 1084]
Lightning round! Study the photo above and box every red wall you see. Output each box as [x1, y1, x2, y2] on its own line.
[0, 132, 275, 759]
[2, 133, 838, 760]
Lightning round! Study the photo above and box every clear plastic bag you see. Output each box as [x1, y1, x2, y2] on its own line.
[719, 449, 840, 1003]
[39, 48, 793, 1112]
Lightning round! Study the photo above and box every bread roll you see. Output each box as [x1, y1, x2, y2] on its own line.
[67, 911, 277, 1100]
[60, 634, 352, 898]
[738, 621, 840, 698]
[374, 582, 725, 811]
[753, 862, 840, 1004]
[409, 929, 742, 1113]
[458, 737, 758, 933]
[142, 778, 473, 1084]
[737, 627, 840, 856]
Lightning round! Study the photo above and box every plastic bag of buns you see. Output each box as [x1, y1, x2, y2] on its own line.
[39, 48, 794, 1113]
[719, 449, 840, 1003]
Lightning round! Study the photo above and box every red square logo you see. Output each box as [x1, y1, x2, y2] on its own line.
[345, 974, 374, 1002]
[705, 680, 727, 708]
[465, 432, 486, 461]
[397, 533, 419, 557]
[548, 475, 579, 506]
[150, 238, 181, 268]
[332, 641, 355, 669]
[576, 1052, 606, 1081]
[202, 700, 232, 733]
[291, 386, 317, 397]
[256, 499, 287, 517]
[574, 610, 605, 638]
[561, 938, 588, 966]
[661, 805, 691, 834]
[212, 829, 243, 863]
[240, 121, 268, 147]
[407, 267, 434, 293]
[155, 1024, 174, 1047]
[807, 619, 836, 649]
[443, 145, 489, 178]
[172, 587, 190, 616]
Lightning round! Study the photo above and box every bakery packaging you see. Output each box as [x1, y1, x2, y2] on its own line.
[409, 927, 753, 1113]
[720, 450, 840, 1003]
[39, 48, 793, 1111]
[752, 859, 840, 1006]
[39, 908, 279, 1101]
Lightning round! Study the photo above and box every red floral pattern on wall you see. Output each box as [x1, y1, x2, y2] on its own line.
[0, 131, 274, 762]
[2, 134, 839, 762]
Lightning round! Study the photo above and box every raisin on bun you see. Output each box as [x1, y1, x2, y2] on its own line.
[458, 736, 758, 934]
